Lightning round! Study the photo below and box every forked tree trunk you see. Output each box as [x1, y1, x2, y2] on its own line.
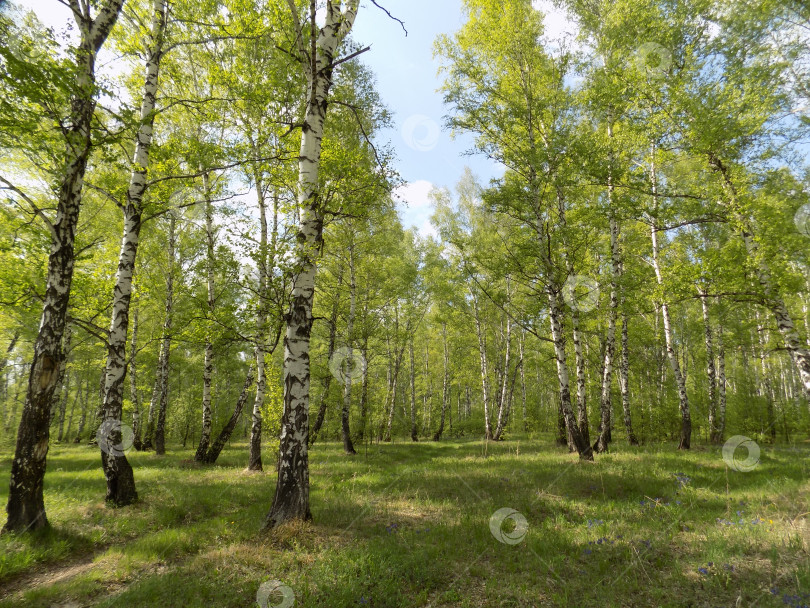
[549, 289, 593, 460]
[649, 148, 691, 449]
[265, 0, 359, 529]
[203, 366, 255, 464]
[618, 312, 638, 445]
[3, 0, 125, 532]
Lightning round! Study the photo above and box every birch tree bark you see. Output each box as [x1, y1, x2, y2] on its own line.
[4, 0, 125, 532]
[341, 242, 357, 455]
[153, 212, 175, 455]
[409, 337, 418, 441]
[709, 155, 810, 402]
[649, 148, 691, 450]
[246, 175, 275, 470]
[195, 173, 216, 462]
[433, 323, 450, 441]
[492, 303, 512, 441]
[699, 288, 719, 443]
[130, 306, 142, 450]
[716, 323, 727, 442]
[618, 312, 638, 445]
[309, 271, 342, 445]
[471, 289, 493, 439]
[264, 0, 360, 528]
[100, 0, 168, 504]
[203, 366, 255, 464]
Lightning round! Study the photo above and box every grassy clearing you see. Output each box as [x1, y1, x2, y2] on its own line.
[0, 437, 808, 607]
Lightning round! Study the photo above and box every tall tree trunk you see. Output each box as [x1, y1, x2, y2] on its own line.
[203, 366, 255, 464]
[357, 334, 370, 443]
[433, 323, 450, 441]
[700, 288, 719, 444]
[409, 337, 418, 441]
[265, 0, 359, 529]
[649, 147, 691, 449]
[247, 178, 276, 471]
[471, 290, 493, 439]
[493, 297, 512, 441]
[594, 215, 620, 452]
[549, 289, 593, 460]
[716, 323, 727, 442]
[4, 0, 124, 532]
[519, 330, 527, 432]
[709, 155, 810, 402]
[153, 212, 175, 455]
[383, 312, 405, 442]
[130, 305, 142, 450]
[618, 312, 638, 445]
[99, 0, 166, 505]
[755, 312, 777, 441]
[195, 173, 216, 462]
[341, 242, 357, 454]
[571, 308, 590, 446]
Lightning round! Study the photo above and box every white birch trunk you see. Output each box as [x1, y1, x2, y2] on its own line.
[649, 147, 691, 449]
[266, 0, 359, 528]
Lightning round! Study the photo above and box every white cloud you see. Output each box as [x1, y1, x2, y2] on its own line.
[395, 180, 436, 238]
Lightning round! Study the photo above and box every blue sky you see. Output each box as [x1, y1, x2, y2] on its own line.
[18, 0, 574, 236]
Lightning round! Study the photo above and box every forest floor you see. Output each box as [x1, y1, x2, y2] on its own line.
[0, 436, 808, 608]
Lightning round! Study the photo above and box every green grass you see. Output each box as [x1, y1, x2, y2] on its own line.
[0, 437, 808, 607]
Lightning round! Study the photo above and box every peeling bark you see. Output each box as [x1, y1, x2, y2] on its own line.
[265, 0, 360, 528]
[4, 0, 125, 533]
